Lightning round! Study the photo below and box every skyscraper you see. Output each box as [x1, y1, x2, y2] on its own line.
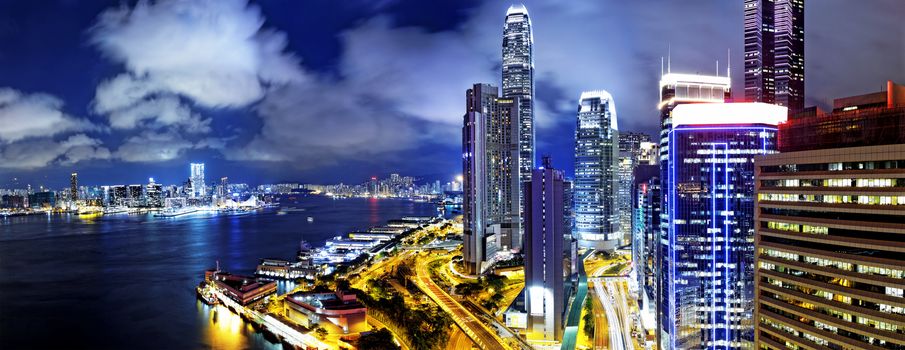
[618, 132, 653, 246]
[190, 163, 205, 198]
[146, 178, 162, 208]
[656, 72, 731, 349]
[574, 90, 620, 251]
[70, 172, 78, 202]
[745, 0, 805, 111]
[662, 102, 786, 350]
[753, 81, 905, 350]
[523, 159, 566, 342]
[502, 4, 534, 183]
[462, 83, 521, 274]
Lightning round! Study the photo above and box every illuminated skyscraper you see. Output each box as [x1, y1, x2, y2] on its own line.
[146, 178, 162, 208]
[574, 90, 619, 251]
[656, 72, 731, 348]
[745, 0, 804, 111]
[662, 102, 786, 350]
[618, 132, 652, 246]
[190, 163, 205, 198]
[70, 172, 78, 202]
[502, 4, 534, 183]
[462, 83, 521, 274]
[523, 160, 566, 342]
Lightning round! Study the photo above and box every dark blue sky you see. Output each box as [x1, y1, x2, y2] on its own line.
[0, 0, 902, 188]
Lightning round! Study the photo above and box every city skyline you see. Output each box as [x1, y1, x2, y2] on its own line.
[1, 1, 901, 188]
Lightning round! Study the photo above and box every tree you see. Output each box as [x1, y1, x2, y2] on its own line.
[358, 328, 400, 350]
[314, 326, 328, 339]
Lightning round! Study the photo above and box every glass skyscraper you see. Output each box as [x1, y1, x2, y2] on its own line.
[502, 4, 534, 184]
[190, 163, 205, 198]
[745, 0, 804, 111]
[574, 90, 619, 251]
[462, 83, 521, 274]
[662, 102, 786, 350]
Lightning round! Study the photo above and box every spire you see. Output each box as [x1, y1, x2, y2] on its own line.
[727, 48, 731, 79]
[661, 56, 665, 77]
[667, 44, 672, 74]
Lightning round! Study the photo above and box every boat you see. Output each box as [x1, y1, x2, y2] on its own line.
[196, 284, 218, 305]
[307, 216, 314, 223]
[277, 207, 305, 215]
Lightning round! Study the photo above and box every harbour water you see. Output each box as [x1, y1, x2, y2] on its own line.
[0, 196, 437, 349]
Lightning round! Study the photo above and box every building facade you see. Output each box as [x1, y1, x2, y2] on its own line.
[462, 83, 521, 274]
[657, 72, 731, 348]
[524, 162, 566, 342]
[753, 81, 905, 350]
[574, 90, 620, 251]
[502, 4, 534, 184]
[744, 0, 804, 112]
[662, 102, 786, 350]
[190, 163, 205, 198]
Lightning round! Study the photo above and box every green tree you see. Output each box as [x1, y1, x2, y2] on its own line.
[358, 328, 400, 350]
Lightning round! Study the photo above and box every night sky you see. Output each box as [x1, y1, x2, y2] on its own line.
[0, 0, 902, 188]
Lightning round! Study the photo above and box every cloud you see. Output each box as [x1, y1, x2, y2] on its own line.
[113, 130, 195, 163]
[90, 0, 305, 109]
[0, 88, 99, 143]
[0, 134, 110, 169]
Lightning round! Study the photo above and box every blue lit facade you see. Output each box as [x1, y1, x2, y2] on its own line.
[663, 123, 778, 350]
[574, 90, 620, 251]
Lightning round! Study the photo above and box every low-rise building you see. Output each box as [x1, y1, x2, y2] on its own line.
[208, 271, 276, 306]
[284, 290, 368, 334]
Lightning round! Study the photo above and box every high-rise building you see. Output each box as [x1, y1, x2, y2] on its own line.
[661, 102, 786, 350]
[574, 90, 620, 251]
[523, 160, 566, 342]
[146, 178, 162, 208]
[190, 163, 206, 198]
[656, 72, 731, 349]
[502, 4, 534, 183]
[631, 164, 659, 344]
[753, 81, 905, 350]
[618, 132, 653, 246]
[70, 172, 78, 202]
[745, 0, 805, 112]
[128, 184, 143, 206]
[462, 83, 521, 274]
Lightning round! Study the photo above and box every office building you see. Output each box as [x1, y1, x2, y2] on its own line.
[70, 172, 78, 202]
[632, 164, 659, 343]
[574, 90, 620, 251]
[190, 163, 205, 198]
[284, 289, 367, 334]
[502, 4, 534, 183]
[618, 132, 653, 246]
[662, 102, 786, 349]
[523, 159, 566, 342]
[462, 83, 521, 274]
[754, 81, 905, 350]
[656, 72, 731, 348]
[745, 0, 805, 111]
[28, 191, 55, 209]
[146, 178, 162, 208]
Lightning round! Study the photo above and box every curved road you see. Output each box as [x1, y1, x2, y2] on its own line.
[413, 255, 508, 350]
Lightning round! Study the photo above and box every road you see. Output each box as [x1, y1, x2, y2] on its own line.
[413, 254, 508, 350]
[594, 280, 628, 350]
[590, 286, 609, 350]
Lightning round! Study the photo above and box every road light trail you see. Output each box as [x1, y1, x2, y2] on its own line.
[595, 281, 625, 350]
[413, 254, 508, 350]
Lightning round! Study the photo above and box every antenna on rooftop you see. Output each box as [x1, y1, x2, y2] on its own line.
[727, 48, 731, 79]
[667, 44, 672, 74]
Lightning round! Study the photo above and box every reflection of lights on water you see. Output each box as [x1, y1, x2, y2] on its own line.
[201, 301, 254, 348]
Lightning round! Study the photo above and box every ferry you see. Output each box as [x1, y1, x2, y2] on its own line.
[195, 283, 218, 305]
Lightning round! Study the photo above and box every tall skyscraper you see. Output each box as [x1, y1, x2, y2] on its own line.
[618, 132, 653, 246]
[146, 178, 162, 208]
[502, 4, 534, 183]
[662, 102, 786, 350]
[462, 83, 521, 274]
[745, 0, 804, 111]
[656, 72, 731, 349]
[754, 81, 905, 350]
[523, 159, 566, 342]
[574, 90, 620, 251]
[70, 172, 78, 202]
[190, 163, 205, 198]
[631, 164, 659, 344]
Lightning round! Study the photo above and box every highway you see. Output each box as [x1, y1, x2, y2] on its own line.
[413, 254, 508, 350]
[590, 286, 609, 350]
[589, 278, 635, 350]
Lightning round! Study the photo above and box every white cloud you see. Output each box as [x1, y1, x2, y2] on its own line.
[113, 130, 195, 163]
[90, 0, 305, 109]
[0, 88, 99, 143]
[0, 134, 110, 169]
